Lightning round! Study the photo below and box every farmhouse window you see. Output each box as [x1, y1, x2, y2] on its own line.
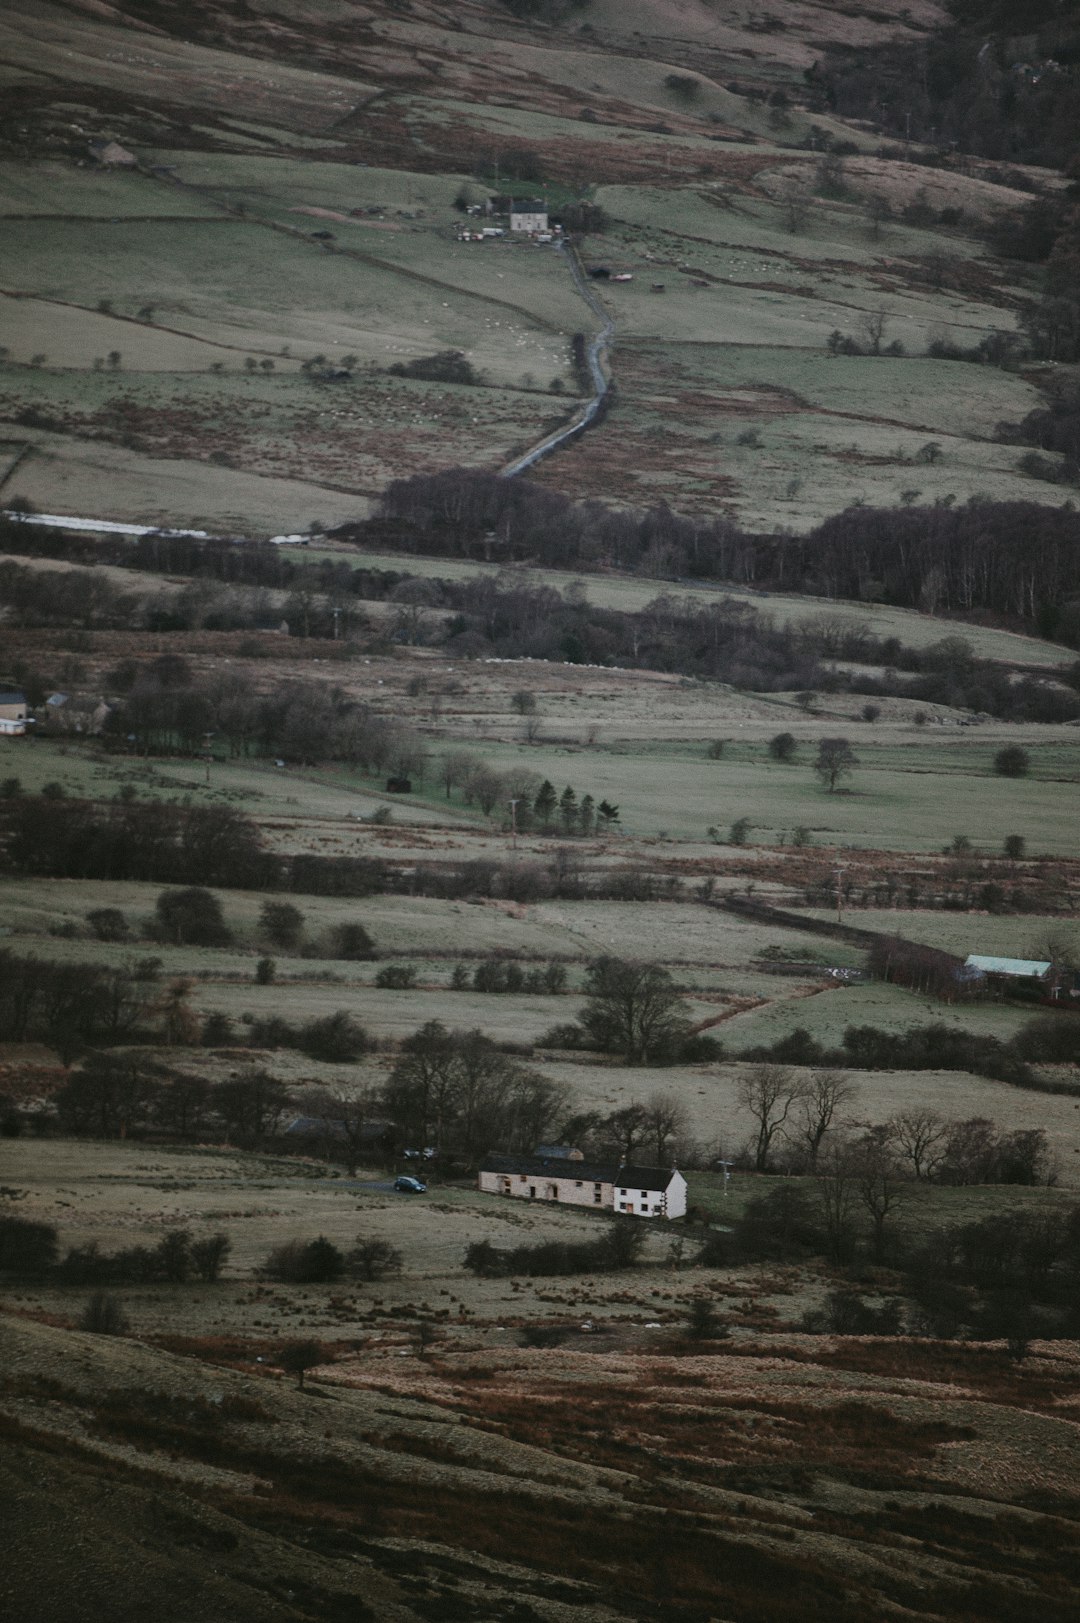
[593, 1190, 602, 1203]
[576, 1181, 583, 1187]
[620, 1189, 627, 1196]
[640, 1191, 647, 1199]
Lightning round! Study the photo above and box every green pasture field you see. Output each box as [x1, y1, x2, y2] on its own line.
[0, 298, 236, 372]
[0, 743, 472, 829]
[630, 340, 1042, 451]
[0, 872, 856, 974]
[0, 161, 220, 219]
[725, 974, 1050, 1044]
[137, 154, 465, 220]
[598, 180, 1011, 272]
[601, 263, 1021, 358]
[333, 548, 1073, 668]
[0, 217, 550, 376]
[139, 151, 585, 361]
[5, 432, 374, 532]
[0, 211, 580, 396]
[453, 734, 1080, 854]
[802, 910, 1080, 962]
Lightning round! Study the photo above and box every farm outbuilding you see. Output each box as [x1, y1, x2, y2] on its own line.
[964, 954, 1052, 985]
[964, 954, 1079, 1004]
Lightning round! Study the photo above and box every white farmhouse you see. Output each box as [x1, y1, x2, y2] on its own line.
[479, 1153, 616, 1210]
[0, 689, 29, 736]
[613, 1165, 687, 1220]
[478, 1152, 687, 1219]
[509, 198, 548, 234]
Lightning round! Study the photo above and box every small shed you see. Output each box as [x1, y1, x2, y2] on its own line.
[89, 139, 137, 167]
[509, 198, 548, 234]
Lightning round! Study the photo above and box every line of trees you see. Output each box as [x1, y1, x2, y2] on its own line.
[346, 469, 1080, 642]
[723, 1182, 1080, 1347]
[730, 1059, 1053, 1185]
[0, 1212, 231, 1285]
[0, 798, 683, 903]
[741, 1014, 1080, 1089]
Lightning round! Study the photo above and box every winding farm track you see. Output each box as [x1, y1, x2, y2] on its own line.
[500, 240, 614, 479]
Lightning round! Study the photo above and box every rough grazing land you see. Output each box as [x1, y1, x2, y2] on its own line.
[2, 4, 1080, 1619]
[0, 0, 1060, 528]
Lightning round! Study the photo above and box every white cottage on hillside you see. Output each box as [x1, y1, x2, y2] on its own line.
[613, 1165, 687, 1220]
[478, 1152, 686, 1219]
[479, 1153, 616, 1211]
[0, 689, 29, 736]
[509, 198, 548, 234]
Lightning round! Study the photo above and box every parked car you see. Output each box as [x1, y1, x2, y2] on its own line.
[393, 1175, 427, 1194]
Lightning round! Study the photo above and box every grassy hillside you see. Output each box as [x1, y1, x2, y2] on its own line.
[0, 0, 1070, 529]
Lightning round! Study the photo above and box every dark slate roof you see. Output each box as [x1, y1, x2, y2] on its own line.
[533, 1144, 581, 1160]
[615, 1164, 682, 1192]
[480, 1153, 618, 1182]
[511, 197, 546, 210]
[0, 690, 27, 705]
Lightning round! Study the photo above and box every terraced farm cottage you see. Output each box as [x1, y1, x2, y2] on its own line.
[479, 1153, 686, 1219]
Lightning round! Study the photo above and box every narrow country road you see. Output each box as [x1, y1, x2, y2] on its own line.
[1, 241, 613, 536]
[500, 240, 614, 478]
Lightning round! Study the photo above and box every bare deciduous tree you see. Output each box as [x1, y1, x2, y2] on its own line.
[642, 1091, 689, 1166]
[796, 1070, 857, 1170]
[737, 1064, 805, 1173]
[854, 1130, 910, 1261]
[889, 1108, 949, 1181]
[813, 1139, 860, 1265]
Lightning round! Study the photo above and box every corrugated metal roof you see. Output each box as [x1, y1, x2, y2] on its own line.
[964, 955, 1051, 977]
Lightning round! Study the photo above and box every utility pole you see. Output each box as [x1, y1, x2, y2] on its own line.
[833, 864, 847, 926]
[508, 797, 519, 852]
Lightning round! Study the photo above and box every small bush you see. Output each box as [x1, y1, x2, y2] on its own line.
[264, 1237, 345, 1284]
[994, 745, 1030, 778]
[80, 1292, 129, 1335]
[375, 964, 417, 989]
[86, 907, 129, 942]
[298, 1011, 367, 1063]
